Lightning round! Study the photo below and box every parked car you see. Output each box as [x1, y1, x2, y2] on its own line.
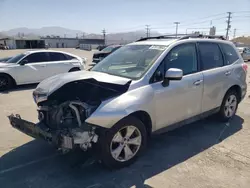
[92, 45, 122, 63]
[0, 56, 12, 62]
[96, 45, 107, 51]
[237, 47, 250, 61]
[0, 50, 87, 91]
[9, 35, 247, 169]
[0, 44, 7, 50]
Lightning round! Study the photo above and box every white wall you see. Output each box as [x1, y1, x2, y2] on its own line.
[43, 38, 78, 48]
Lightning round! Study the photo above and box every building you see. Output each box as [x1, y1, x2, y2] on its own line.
[0, 35, 105, 49]
[209, 26, 216, 36]
[79, 38, 105, 49]
[42, 37, 79, 48]
[0, 36, 45, 49]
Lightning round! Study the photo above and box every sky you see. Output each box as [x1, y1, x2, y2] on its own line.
[0, 0, 250, 37]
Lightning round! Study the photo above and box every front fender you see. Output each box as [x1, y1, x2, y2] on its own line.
[85, 85, 156, 129]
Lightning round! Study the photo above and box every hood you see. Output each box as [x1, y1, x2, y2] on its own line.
[0, 62, 12, 67]
[35, 70, 131, 96]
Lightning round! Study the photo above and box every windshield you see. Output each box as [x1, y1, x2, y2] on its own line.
[92, 45, 167, 79]
[6, 53, 26, 63]
[101, 46, 115, 53]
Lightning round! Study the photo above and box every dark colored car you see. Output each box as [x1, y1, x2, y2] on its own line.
[93, 45, 122, 63]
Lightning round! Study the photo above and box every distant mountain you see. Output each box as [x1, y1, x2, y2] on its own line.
[1, 27, 162, 44]
[2, 27, 84, 38]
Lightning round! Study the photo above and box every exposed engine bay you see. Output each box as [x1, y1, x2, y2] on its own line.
[37, 100, 100, 151]
[9, 73, 131, 153]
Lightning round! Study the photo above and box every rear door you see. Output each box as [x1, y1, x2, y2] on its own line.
[46, 52, 77, 76]
[198, 42, 234, 113]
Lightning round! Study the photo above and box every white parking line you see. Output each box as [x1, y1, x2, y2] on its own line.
[0, 154, 57, 175]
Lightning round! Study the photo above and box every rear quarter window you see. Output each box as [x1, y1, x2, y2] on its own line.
[219, 43, 239, 65]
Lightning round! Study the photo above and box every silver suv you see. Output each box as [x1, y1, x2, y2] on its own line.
[9, 35, 247, 169]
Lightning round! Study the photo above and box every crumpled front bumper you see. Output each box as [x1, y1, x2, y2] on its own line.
[8, 114, 98, 151]
[8, 114, 74, 149]
[8, 114, 53, 141]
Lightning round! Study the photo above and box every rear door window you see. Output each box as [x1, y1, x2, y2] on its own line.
[198, 43, 224, 70]
[219, 43, 239, 65]
[49, 52, 68, 61]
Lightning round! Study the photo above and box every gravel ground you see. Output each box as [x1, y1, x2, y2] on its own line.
[0, 49, 250, 188]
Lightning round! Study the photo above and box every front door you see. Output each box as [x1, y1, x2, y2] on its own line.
[151, 43, 204, 130]
[17, 52, 50, 84]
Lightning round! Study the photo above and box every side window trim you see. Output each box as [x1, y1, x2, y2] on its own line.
[197, 42, 224, 71]
[149, 42, 199, 84]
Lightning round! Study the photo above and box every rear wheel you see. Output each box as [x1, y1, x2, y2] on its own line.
[0, 74, 13, 91]
[218, 90, 239, 121]
[99, 116, 147, 169]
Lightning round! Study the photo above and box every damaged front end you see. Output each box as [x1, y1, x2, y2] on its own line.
[8, 100, 100, 152]
[8, 71, 131, 152]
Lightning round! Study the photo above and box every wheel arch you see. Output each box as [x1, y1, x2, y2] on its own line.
[125, 110, 153, 137]
[69, 67, 81, 72]
[225, 85, 242, 101]
[0, 72, 16, 86]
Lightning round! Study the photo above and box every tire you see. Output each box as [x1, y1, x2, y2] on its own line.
[98, 116, 147, 169]
[69, 67, 80, 72]
[218, 90, 239, 122]
[0, 74, 13, 91]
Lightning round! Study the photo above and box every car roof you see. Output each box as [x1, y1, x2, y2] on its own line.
[130, 38, 234, 46]
[24, 50, 77, 57]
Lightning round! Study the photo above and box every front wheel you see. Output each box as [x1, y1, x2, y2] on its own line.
[98, 116, 147, 169]
[218, 90, 239, 121]
[0, 75, 13, 91]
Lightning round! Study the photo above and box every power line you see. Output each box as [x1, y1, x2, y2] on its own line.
[226, 12, 232, 39]
[174, 22, 180, 37]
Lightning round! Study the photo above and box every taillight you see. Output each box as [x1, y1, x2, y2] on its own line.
[242, 63, 248, 72]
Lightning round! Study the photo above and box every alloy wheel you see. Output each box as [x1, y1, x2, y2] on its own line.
[224, 94, 237, 117]
[110, 125, 142, 162]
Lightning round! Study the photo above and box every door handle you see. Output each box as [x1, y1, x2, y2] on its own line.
[225, 71, 231, 76]
[39, 65, 46, 67]
[193, 80, 203, 86]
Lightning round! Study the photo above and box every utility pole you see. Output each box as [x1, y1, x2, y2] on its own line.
[145, 25, 150, 37]
[174, 22, 180, 37]
[225, 12, 232, 40]
[233, 28, 236, 39]
[102, 29, 106, 45]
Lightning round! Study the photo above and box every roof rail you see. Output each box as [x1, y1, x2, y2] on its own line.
[136, 34, 188, 42]
[136, 34, 226, 42]
[179, 34, 226, 40]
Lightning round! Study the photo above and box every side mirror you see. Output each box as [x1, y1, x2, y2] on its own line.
[19, 59, 28, 65]
[162, 68, 183, 87]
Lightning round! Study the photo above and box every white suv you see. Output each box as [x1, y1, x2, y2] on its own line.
[9, 35, 247, 169]
[0, 50, 86, 91]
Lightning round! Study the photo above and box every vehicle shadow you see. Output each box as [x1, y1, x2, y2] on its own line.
[0, 84, 37, 94]
[0, 115, 243, 188]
